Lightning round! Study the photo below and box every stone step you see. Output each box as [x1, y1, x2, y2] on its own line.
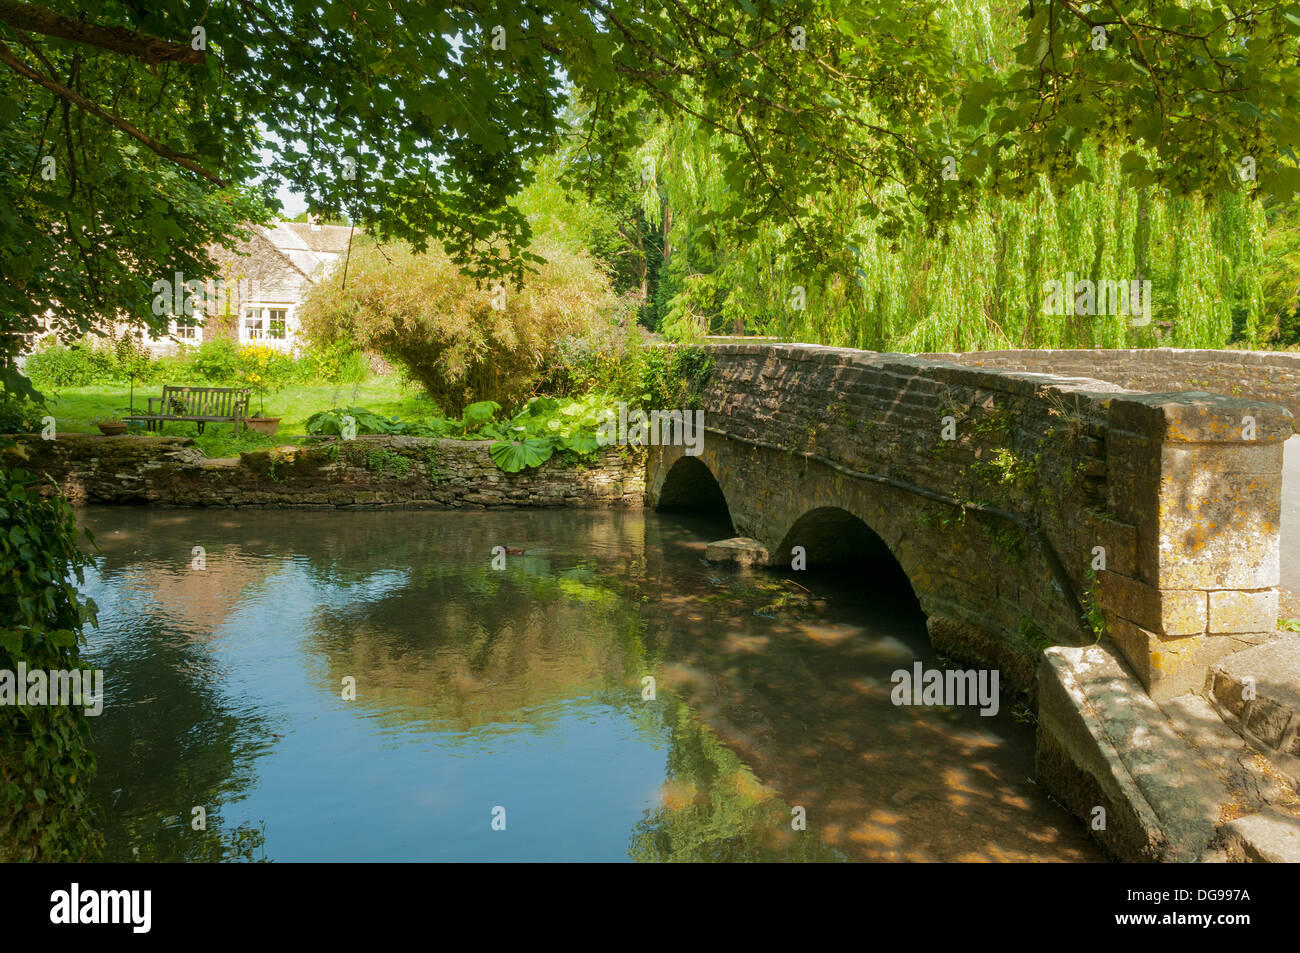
[1206, 637, 1300, 769]
[1216, 811, 1300, 862]
[1037, 645, 1230, 862]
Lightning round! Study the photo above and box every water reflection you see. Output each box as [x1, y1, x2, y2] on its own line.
[77, 507, 1102, 862]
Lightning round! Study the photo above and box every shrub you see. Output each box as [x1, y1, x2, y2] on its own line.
[0, 396, 43, 434]
[297, 237, 623, 415]
[26, 334, 164, 388]
[186, 338, 241, 383]
[151, 352, 200, 384]
[546, 321, 644, 398]
[296, 339, 368, 385]
[111, 335, 157, 386]
[237, 345, 295, 416]
[547, 330, 713, 410]
[304, 406, 448, 438]
[25, 338, 118, 387]
[304, 394, 612, 474]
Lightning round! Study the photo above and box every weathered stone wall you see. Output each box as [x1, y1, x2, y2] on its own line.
[2, 435, 646, 508]
[919, 348, 1300, 422]
[648, 342, 1293, 700]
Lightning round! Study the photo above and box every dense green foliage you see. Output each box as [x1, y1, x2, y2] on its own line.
[25, 337, 368, 389]
[301, 343, 713, 473]
[0, 468, 101, 860]
[601, 2, 1286, 349]
[304, 406, 446, 439]
[306, 394, 610, 473]
[639, 130, 1272, 348]
[7, 0, 1300, 387]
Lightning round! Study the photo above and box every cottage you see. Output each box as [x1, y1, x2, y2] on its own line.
[150, 218, 355, 355]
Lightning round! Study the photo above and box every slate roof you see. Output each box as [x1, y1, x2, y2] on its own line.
[256, 222, 354, 278]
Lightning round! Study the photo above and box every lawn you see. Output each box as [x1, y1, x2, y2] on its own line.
[39, 376, 437, 457]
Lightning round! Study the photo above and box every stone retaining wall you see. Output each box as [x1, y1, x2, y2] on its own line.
[1, 434, 646, 508]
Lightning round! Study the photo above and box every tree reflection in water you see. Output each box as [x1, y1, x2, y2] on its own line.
[76, 507, 1102, 862]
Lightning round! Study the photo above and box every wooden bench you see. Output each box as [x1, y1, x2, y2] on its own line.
[124, 385, 251, 435]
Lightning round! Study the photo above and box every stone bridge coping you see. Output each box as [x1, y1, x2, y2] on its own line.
[706, 338, 1300, 366]
[928, 346, 1300, 367]
[699, 341, 1296, 445]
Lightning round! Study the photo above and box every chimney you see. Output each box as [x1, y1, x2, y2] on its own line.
[307, 212, 321, 232]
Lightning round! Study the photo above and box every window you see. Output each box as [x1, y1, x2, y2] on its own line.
[173, 314, 200, 340]
[244, 307, 288, 341]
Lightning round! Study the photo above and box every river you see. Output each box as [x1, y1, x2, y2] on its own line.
[76, 506, 1104, 861]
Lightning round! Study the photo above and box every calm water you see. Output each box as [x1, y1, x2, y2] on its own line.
[76, 506, 1103, 862]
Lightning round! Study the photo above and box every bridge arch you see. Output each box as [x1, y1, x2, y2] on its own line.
[773, 505, 922, 611]
[650, 453, 735, 531]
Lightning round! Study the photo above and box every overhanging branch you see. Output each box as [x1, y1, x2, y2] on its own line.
[0, 0, 204, 64]
[0, 38, 226, 184]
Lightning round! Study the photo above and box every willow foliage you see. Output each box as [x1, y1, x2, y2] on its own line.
[641, 0, 1272, 351]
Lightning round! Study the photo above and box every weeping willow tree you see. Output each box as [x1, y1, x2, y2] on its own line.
[636, 0, 1270, 351]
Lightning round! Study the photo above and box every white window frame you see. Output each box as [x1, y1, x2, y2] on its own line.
[243, 304, 294, 349]
[266, 307, 288, 340]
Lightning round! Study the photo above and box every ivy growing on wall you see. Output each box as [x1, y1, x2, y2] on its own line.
[0, 469, 102, 861]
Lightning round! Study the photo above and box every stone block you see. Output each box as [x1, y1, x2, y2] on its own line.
[1108, 618, 1246, 701]
[1104, 430, 1160, 535]
[704, 537, 770, 567]
[1207, 639, 1300, 753]
[1109, 392, 1293, 445]
[1208, 589, 1279, 634]
[1151, 445, 1281, 591]
[1218, 812, 1300, 863]
[1098, 571, 1206, 635]
[1087, 515, 1139, 577]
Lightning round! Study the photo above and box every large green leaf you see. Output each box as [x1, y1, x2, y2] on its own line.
[489, 437, 554, 472]
[460, 401, 502, 433]
[561, 431, 600, 455]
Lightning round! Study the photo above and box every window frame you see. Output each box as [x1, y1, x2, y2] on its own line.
[243, 305, 292, 343]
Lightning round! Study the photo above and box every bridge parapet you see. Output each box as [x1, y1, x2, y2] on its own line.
[649, 342, 1293, 701]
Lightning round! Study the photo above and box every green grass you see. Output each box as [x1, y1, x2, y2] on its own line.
[35, 376, 439, 458]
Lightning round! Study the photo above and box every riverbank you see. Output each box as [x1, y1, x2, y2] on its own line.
[1, 434, 645, 509]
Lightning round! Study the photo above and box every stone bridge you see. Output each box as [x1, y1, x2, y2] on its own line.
[10, 341, 1300, 859]
[648, 342, 1299, 861]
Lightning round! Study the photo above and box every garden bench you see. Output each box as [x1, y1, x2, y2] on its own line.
[124, 385, 251, 434]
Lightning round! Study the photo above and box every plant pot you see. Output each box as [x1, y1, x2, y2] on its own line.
[245, 417, 281, 436]
[97, 422, 127, 435]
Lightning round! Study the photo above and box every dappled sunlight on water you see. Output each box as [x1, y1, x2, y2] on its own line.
[76, 507, 1102, 862]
